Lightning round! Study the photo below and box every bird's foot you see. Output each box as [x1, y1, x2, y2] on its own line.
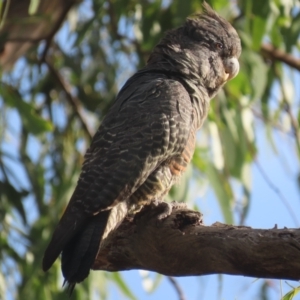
[133, 200, 188, 226]
[152, 200, 187, 220]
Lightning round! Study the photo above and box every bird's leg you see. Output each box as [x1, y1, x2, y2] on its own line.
[152, 199, 187, 220]
[170, 201, 188, 210]
[155, 201, 173, 220]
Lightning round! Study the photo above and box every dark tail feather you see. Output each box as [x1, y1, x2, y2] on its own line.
[61, 210, 111, 295]
[42, 212, 88, 273]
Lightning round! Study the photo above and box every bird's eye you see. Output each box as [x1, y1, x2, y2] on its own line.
[215, 42, 224, 50]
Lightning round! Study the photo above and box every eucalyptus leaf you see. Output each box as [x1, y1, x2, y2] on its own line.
[206, 163, 233, 224]
[28, 0, 40, 15]
[110, 272, 137, 300]
[1, 84, 53, 135]
[281, 286, 300, 300]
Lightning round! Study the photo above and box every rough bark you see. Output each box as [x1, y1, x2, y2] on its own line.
[93, 202, 300, 281]
[0, 0, 77, 69]
[261, 43, 300, 72]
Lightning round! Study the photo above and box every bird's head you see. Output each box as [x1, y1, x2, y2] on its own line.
[147, 2, 241, 98]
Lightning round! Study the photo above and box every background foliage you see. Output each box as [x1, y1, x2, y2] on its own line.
[1, 0, 300, 299]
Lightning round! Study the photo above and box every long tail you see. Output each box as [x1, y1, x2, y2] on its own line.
[61, 210, 111, 295]
[61, 202, 129, 295]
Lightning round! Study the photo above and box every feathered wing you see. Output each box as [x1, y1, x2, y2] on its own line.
[42, 73, 193, 287]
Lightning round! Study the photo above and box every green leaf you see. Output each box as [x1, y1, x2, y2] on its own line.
[206, 163, 233, 224]
[226, 70, 251, 98]
[28, 0, 40, 15]
[1, 84, 53, 135]
[149, 273, 162, 293]
[75, 17, 96, 47]
[0, 180, 29, 224]
[251, 16, 267, 50]
[240, 163, 252, 223]
[242, 50, 268, 101]
[281, 12, 300, 52]
[110, 272, 137, 300]
[139, 271, 163, 293]
[218, 103, 254, 179]
[281, 286, 300, 300]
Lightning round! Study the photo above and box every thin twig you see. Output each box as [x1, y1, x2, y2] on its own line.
[251, 108, 293, 136]
[45, 59, 93, 140]
[167, 276, 186, 300]
[107, 0, 149, 59]
[272, 63, 300, 157]
[40, 1, 75, 62]
[282, 99, 300, 156]
[107, 0, 118, 37]
[255, 160, 299, 227]
[1, 37, 46, 43]
[283, 101, 300, 139]
[261, 44, 300, 72]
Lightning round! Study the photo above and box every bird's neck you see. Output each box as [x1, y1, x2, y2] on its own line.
[181, 78, 210, 129]
[145, 61, 211, 129]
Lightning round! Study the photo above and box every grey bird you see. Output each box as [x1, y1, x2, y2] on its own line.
[42, 2, 241, 294]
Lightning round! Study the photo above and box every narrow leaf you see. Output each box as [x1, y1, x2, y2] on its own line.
[281, 286, 300, 300]
[110, 272, 137, 300]
[28, 0, 40, 15]
[1, 84, 53, 135]
[206, 163, 233, 224]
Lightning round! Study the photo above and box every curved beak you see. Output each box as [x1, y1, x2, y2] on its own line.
[224, 57, 240, 81]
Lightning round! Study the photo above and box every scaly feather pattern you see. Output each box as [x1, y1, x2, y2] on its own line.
[42, 2, 241, 293]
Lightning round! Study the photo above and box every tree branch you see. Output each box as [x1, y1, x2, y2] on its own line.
[45, 59, 94, 140]
[93, 203, 300, 281]
[261, 43, 300, 72]
[40, 1, 75, 62]
[0, 0, 77, 69]
[255, 160, 299, 227]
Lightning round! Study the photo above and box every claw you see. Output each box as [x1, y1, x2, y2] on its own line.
[155, 201, 188, 221]
[156, 202, 173, 220]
